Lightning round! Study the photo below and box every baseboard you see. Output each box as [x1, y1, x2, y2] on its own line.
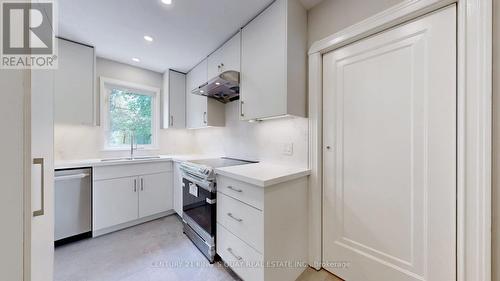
[92, 210, 176, 237]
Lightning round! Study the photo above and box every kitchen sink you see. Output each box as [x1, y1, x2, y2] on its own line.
[100, 156, 161, 162]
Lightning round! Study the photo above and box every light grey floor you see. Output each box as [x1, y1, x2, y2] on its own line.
[55, 215, 240, 281]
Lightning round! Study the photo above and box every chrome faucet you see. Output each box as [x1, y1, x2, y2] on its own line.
[130, 132, 137, 159]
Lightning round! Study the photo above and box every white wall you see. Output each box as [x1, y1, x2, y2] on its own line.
[0, 70, 25, 281]
[191, 102, 309, 167]
[54, 58, 195, 160]
[307, 0, 403, 46]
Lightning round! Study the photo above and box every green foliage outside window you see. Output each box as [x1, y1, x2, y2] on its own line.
[108, 89, 153, 146]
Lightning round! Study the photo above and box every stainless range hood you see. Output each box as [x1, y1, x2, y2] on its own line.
[192, 71, 239, 103]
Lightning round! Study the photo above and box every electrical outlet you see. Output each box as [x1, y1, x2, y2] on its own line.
[283, 143, 293, 156]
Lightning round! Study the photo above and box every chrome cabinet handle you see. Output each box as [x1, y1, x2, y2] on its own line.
[134, 179, 137, 192]
[140, 178, 144, 191]
[203, 112, 207, 124]
[240, 101, 244, 117]
[227, 213, 243, 222]
[33, 158, 45, 217]
[170, 115, 174, 126]
[227, 185, 243, 193]
[227, 247, 243, 261]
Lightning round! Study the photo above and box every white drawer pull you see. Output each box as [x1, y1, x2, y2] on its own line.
[227, 247, 243, 261]
[227, 212, 243, 222]
[227, 185, 243, 192]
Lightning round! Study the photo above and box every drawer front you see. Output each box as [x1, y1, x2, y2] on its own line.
[94, 161, 172, 180]
[217, 223, 263, 281]
[217, 192, 263, 253]
[217, 175, 264, 210]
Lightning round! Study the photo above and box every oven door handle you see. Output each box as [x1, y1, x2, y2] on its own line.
[182, 172, 215, 193]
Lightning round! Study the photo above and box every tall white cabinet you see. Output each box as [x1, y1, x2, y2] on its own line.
[54, 38, 96, 125]
[240, 0, 307, 120]
[186, 59, 225, 129]
[163, 69, 186, 129]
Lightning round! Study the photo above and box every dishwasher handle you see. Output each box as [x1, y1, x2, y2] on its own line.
[55, 173, 90, 181]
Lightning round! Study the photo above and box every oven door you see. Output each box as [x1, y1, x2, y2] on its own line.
[182, 174, 216, 238]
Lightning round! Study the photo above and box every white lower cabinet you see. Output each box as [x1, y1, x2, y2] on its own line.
[216, 174, 308, 281]
[139, 172, 173, 218]
[93, 162, 173, 235]
[94, 176, 139, 230]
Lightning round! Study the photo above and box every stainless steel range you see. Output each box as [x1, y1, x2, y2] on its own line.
[180, 157, 255, 263]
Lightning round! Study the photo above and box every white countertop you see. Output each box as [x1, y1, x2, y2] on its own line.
[215, 163, 311, 187]
[54, 154, 219, 170]
[56, 156, 310, 187]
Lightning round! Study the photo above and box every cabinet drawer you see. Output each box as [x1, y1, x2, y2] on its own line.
[217, 175, 264, 210]
[93, 161, 172, 180]
[217, 192, 263, 253]
[217, 223, 263, 281]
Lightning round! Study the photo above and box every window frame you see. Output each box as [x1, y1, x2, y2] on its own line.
[100, 77, 161, 151]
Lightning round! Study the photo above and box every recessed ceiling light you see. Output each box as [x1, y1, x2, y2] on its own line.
[132, 58, 140, 62]
[143, 35, 154, 42]
[200, 90, 204, 93]
[161, 0, 172, 5]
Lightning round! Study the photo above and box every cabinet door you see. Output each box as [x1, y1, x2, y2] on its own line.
[54, 38, 95, 125]
[208, 32, 241, 79]
[240, 0, 287, 120]
[173, 163, 183, 216]
[163, 70, 186, 129]
[139, 172, 173, 218]
[30, 70, 55, 281]
[186, 59, 208, 128]
[93, 177, 138, 230]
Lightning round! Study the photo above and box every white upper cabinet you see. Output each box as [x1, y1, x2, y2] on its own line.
[54, 38, 96, 125]
[186, 59, 225, 129]
[240, 0, 307, 120]
[207, 32, 241, 79]
[162, 70, 186, 129]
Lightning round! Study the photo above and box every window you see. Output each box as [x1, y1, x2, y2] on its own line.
[101, 77, 160, 150]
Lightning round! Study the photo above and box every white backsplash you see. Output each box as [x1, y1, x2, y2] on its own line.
[191, 102, 309, 168]
[54, 125, 195, 160]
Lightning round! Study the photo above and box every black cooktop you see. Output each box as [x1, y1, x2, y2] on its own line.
[187, 157, 256, 168]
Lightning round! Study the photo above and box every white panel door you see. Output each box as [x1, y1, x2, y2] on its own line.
[93, 177, 139, 230]
[30, 70, 55, 281]
[323, 6, 456, 281]
[139, 172, 173, 218]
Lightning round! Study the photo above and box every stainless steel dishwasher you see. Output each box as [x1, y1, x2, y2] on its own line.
[54, 168, 92, 244]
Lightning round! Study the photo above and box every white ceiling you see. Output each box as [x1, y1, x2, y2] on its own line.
[58, 0, 278, 73]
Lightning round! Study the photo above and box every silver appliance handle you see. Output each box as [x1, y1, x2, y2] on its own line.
[33, 158, 45, 217]
[182, 171, 214, 192]
[54, 173, 90, 181]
